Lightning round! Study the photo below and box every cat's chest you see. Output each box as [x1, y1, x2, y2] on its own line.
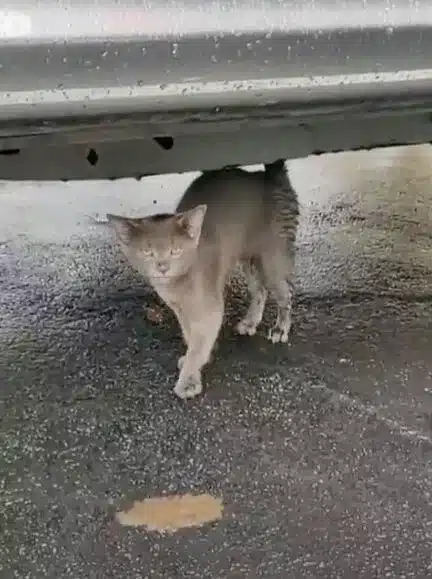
[152, 283, 176, 304]
[152, 278, 196, 311]
[151, 281, 184, 308]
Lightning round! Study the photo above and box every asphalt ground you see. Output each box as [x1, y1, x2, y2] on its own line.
[1, 145, 432, 578]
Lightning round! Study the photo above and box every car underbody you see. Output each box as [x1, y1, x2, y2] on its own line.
[1, 0, 432, 180]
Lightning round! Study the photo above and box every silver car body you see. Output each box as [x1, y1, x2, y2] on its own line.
[1, 0, 432, 180]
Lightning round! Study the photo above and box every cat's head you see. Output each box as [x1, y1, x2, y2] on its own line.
[107, 204, 207, 282]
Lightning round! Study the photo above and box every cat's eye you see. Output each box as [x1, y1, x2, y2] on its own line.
[141, 247, 153, 257]
[170, 247, 183, 257]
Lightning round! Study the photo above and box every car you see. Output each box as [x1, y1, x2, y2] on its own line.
[1, 0, 432, 181]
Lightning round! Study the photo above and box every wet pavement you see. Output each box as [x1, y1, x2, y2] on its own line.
[1, 144, 432, 578]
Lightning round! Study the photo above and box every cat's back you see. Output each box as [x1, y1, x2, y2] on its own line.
[179, 167, 264, 200]
[176, 167, 269, 228]
[175, 167, 276, 267]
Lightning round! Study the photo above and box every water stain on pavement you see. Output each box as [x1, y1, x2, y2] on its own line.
[116, 493, 223, 533]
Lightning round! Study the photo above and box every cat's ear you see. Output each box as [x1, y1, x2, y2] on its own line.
[176, 204, 207, 242]
[106, 214, 139, 244]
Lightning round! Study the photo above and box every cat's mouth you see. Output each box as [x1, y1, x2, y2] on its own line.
[149, 273, 176, 282]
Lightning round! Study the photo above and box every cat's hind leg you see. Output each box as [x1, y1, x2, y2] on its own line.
[236, 258, 268, 336]
[260, 244, 295, 344]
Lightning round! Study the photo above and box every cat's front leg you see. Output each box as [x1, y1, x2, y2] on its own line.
[178, 344, 218, 370]
[174, 299, 223, 399]
[168, 304, 190, 370]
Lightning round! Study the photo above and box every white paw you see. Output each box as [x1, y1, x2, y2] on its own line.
[174, 374, 203, 399]
[236, 318, 258, 336]
[267, 326, 290, 344]
[177, 355, 185, 370]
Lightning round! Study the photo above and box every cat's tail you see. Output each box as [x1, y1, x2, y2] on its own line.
[264, 159, 288, 182]
[264, 159, 299, 251]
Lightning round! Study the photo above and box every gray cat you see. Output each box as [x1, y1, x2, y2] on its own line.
[107, 160, 299, 399]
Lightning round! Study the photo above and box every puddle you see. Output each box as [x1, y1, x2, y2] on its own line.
[116, 493, 223, 533]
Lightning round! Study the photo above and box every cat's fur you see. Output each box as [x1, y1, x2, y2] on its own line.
[107, 160, 299, 399]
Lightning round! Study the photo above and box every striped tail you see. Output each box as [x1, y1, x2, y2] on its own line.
[264, 159, 299, 251]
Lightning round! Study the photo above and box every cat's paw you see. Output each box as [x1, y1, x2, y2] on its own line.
[236, 318, 258, 336]
[174, 374, 203, 399]
[177, 355, 185, 370]
[267, 325, 290, 344]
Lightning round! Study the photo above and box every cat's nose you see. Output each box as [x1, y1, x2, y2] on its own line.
[157, 261, 169, 273]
